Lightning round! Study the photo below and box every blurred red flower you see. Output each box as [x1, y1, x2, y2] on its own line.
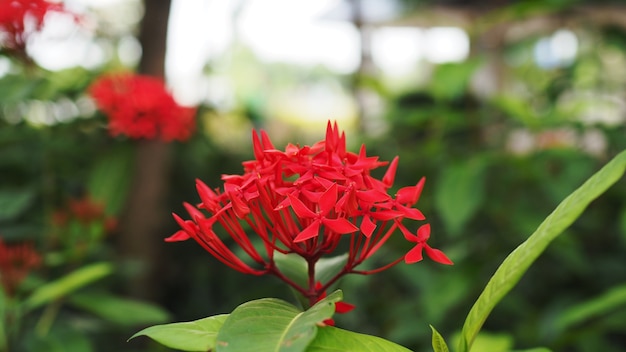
[0, 0, 66, 56]
[0, 238, 41, 296]
[89, 73, 196, 142]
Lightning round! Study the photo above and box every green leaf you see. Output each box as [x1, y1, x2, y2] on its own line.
[68, 291, 170, 327]
[216, 290, 342, 352]
[274, 253, 308, 288]
[435, 159, 486, 236]
[555, 283, 626, 331]
[0, 287, 6, 351]
[130, 315, 228, 352]
[274, 253, 348, 288]
[87, 146, 134, 215]
[0, 187, 35, 222]
[306, 326, 413, 352]
[512, 348, 552, 352]
[430, 325, 449, 352]
[23, 262, 113, 311]
[458, 150, 626, 352]
[20, 324, 94, 352]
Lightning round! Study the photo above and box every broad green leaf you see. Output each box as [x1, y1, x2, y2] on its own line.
[430, 325, 449, 352]
[435, 159, 486, 236]
[69, 291, 170, 327]
[0, 188, 35, 222]
[87, 146, 134, 215]
[23, 262, 113, 311]
[555, 283, 626, 331]
[216, 290, 342, 352]
[306, 326, 412, 352]
[458, 150, 626, 352]
[130, 315, 228, 352]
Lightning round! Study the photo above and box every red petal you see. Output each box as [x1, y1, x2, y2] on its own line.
[382, 156, 399, 187]
[288, 194, 316, 218]
[356, 189, 390, 203]
[335, 301, 355, 314]
[399, 224, 418, 242]
[164, 230, 190, 242]
[405, 244, 424, 264]
[360, 215, 376, 238]
[252, 130, 264, 161]
[416, 223, 431, 242]
[323, 218, 358, 235]
[294, 221, 321, 242]
[424, 245, 453, 265]
[369, 209, 402, 221]
[399, 204, 426, 220]
[319, 183, 338, 215]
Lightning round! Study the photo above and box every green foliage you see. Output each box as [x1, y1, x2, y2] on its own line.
[458, 150, 626, 352]
[216, 291, 341, 352]
[555, 284, 626, 332]
[68, 291, 170, 327]
[430, 325, 449, 352]
[434, 158, 486, 236]
[23, 262, 113, 311]
[87, 146, 134, 216]
[274, 253, 348, 289]
[131, 315, 228, 352]
[132, 290, 411, 352]
[0, 187, 35, 222]
[307, 327, 412, 352]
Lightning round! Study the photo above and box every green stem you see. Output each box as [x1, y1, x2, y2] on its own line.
[35, 300, 62, 338]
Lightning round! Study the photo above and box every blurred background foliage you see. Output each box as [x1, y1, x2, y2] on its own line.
[2, 0, 626, 351]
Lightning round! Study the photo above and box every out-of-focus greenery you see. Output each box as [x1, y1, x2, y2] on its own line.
[2, 1, 626, 352]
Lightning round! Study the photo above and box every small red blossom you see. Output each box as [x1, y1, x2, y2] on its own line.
[89, 73, 196, 142]
[168, 121, 451, 306]
[400, 224, 453, 265]
[0, 237, 41, 296]
[0, 0, 67, 58]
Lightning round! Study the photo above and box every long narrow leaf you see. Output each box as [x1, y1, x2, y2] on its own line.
[23, 262, 113, 311]
[459, 150, 626, 352]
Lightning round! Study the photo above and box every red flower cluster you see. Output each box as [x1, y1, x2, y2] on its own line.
[167, 122, 451, 305]
[0, 0, 65, 55]
[89, 73, 196, 142]
[52, 195, 117, 233]
[0, 238, 41, 296]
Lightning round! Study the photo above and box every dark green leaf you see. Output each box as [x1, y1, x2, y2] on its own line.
[23, 262, 113, 311]
[555, 283, 626, 331]
[434, 159, 486, 236]
[87, 146, 134, 215]
[130, 315, 228, 352]
[458, 150, 626, 352]
[69, 291, 170, 327]
[0, 188, 35, 222]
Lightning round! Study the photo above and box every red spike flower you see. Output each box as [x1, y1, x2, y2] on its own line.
[0, 237, 41, 296]
[89, 73, 196, 142]
[167, 121, 452, 307]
